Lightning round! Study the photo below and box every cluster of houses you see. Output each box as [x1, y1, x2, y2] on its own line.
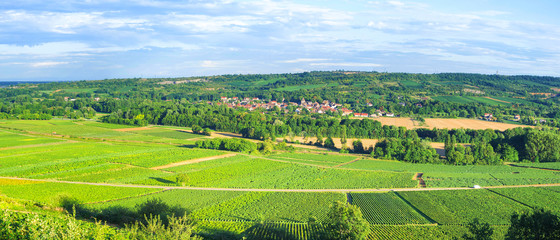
[63, 97, 101, 102]
[215, 97, 396, 117]
[485, 113, 547, 124]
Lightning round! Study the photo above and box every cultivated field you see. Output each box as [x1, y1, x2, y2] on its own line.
[0, 119, 558, 240]
[373, 117, 526, 131]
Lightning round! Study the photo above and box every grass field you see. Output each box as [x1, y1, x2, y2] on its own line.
[0, 130, 61, 148]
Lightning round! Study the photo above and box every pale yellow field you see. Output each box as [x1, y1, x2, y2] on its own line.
[373, 117, 527, 131]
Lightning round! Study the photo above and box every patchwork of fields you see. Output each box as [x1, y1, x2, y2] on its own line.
[0, 119, 558, 239]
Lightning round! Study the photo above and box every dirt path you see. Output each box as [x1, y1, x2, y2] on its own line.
[2, 176, 560, 193]
[151, 153, 237, 170]
[413, 173, 426, 188]
[483, 96, 510, 103]
[0, 141, 73, 151]
[333, 158, 361, 168]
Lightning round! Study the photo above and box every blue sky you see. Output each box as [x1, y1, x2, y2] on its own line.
[1, 0, 559, 81]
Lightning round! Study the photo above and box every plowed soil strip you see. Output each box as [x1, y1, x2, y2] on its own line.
[2, 176, 560, 193]
[113, 127, 152, 132]
[333, 158, 361, 168]
[151, 153, 237, 170]
[483, 96, 510, 103]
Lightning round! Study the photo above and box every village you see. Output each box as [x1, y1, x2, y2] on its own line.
[215, 97, 395, 118]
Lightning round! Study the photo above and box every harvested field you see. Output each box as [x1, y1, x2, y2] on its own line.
[373, 117, 526, 131]
[287, 136, 378, 150]
[423, 118, 524, 131]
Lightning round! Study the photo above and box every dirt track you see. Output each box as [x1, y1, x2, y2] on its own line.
[2, 176, 559, 193]
[151, 153, 237, 170]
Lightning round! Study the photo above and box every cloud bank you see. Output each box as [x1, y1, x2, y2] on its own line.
[0, 0, 559, 80]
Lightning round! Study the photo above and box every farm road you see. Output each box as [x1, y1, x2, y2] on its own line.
[151, 153, 237, 170]
[2, 176, 560, 193]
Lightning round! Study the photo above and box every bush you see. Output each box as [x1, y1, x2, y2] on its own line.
[324, 201, 370, 240]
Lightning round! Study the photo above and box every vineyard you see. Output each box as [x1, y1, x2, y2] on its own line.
[398, 189, 532, 224]
[0, 179, 159, 205]
[350, 192, 432, 224]
[1, 119, 560, 239]
[268, 152, 357, 167]
[344, 159, 560, 188]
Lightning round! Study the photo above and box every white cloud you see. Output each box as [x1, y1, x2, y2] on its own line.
[0, 10, 150, 34]
[0, 42, 90, 55]
[166, 14, 267, 33]
[30, 61, 69, 67]
[200, 60, 217, 68]
[387, 1, 404, 7]
[281, 58, 331, 63]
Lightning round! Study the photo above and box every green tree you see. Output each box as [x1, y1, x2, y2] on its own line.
[191, 125, 203, 134]
[352, 140, 364, 154]
[202, 128, 211, 136]
[324, 136, 336, 149]
[506, 208, 560, 240]
[176, 173, 189, 186]
[324, 201, 370, 240]
[462, 218, 493, 240]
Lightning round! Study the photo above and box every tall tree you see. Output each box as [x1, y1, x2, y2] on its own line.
[324, 201, 370, 240]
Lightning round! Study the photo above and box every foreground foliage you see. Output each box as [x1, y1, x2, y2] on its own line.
[0, 210, 201, 240]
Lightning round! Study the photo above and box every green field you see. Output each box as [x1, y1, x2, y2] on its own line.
[515, 161, 560, 170]
[61, 88, 98, 93]
[399, 189, 531, 224]
[1, 119, 559, 239]
[275, 83, 339, 91]
[344, 159, 560, 188]
[0, 179, 158, 205]
[228, 78, 281, 87]
[0, 120, 205, 144]
[399, 80, 422, 88]
[351, 192, 431, 224]
[492, 96, 534, 105]
[432, 95, 511, 106]
[268, 153, 357, 167]
[0, 130, 61, 148]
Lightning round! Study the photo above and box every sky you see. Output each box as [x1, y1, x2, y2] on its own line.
[0, 0, 559, 81]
